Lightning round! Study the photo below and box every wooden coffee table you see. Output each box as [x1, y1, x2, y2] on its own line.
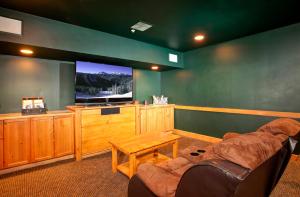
[109, 132, 181, 178]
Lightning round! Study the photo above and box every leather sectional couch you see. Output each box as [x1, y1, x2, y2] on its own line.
[128, 118, 300, 197]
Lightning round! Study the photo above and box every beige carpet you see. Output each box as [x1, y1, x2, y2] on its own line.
[0, 137, 299, 197]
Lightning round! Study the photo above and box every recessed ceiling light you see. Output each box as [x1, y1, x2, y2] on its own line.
[151, 66, 159, 70]
[20, 49, 34, 55]
[169, 53, 178, 63]
[131, 21, 152, 32]
[194, 34, 205, 41]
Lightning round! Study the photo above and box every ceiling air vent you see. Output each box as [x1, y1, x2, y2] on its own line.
[0, 16, 22, 35]
[131, 21, 152, 32]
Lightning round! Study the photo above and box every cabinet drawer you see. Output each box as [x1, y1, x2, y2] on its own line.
[82, 107, 135, 127]
[82, 121, 136, 154]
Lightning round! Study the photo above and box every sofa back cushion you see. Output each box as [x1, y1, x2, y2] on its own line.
[202, 132, 282, 170]
[257, 118, 300, 138]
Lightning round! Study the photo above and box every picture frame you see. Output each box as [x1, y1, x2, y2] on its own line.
[33, 98, 45, 108]
[22, 97, 47, 115]
[22, 98, 34, 109]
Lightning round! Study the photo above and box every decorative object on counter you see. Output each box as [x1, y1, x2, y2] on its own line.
[152, 95, 168, 105]
[133, 100, 139, 105]
[144, 100, 148, 105]
[22, 97, 47, 115]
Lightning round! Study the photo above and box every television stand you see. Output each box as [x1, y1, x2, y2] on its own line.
[75, 102, 130, 107]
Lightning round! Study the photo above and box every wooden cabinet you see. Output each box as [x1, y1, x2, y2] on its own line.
[67, 105, 138, 159]
[139, 105, 174, 134]
[3, 118, 31, 168]
[0, 110, 74, 170]
[81, 107, 136, 155]
[54, 115, 74, 157]
[67, 104, 173, 160]
[31, 117, 54, 162]
[0, 121, 3, 169]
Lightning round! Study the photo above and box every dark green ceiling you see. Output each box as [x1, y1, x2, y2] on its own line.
[0, 0, 299, 51]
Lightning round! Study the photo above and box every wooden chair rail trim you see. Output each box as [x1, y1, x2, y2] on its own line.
[173, 129, 222, 143]
[175, 105, 300, 119]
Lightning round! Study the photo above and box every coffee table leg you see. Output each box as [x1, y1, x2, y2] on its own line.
[153, 149, 158, 157]
[112, 145, 118, 173]
[173, 140, 178, 158]
[129, 153, 136, 178]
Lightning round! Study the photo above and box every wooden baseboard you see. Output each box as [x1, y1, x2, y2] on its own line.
[82, 149, 111, 159]
[291, 154, 299, 161]
[0, 155, 74, 175]
[173, 129, 222, 143]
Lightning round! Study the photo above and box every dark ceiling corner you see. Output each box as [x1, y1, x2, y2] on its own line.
[0, 0, 300, 51]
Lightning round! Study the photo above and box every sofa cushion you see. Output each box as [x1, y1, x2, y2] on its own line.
[157, 157, 194, 176]
[137, 157, 193, 197]
[203, 132, 282, 170]
[257, 118, 300, 138]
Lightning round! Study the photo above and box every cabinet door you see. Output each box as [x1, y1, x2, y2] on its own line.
[156, 108, 165, 132]
[140, 109, 147, 134]
[164, 107, 174, 131]
[147, 108, 165, 133]
[146, 108, 157, 133]
[31, 117, 54, 162]
[0, 121, 3, 169]
[4, 118, 31, 168]
[54, 115, 74, 157]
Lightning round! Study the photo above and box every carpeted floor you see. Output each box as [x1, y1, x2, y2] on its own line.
[0, 137, 299, 197]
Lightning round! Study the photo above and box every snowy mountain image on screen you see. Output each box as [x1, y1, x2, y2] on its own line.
[76, 71, 133, 99]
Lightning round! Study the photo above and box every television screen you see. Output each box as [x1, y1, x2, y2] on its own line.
[75, 61, 133, 103]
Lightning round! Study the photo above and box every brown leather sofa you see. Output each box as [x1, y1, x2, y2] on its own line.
[128, 119, 299, 197]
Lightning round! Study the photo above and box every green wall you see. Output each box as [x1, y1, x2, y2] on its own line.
[0, 55, 62, 113]
[0, 7, 183, 68]
[0, 55, 160, 113]
[162, 23, 300, 137]
[0, 7, 168, 113]
[133, 70, 161, 103]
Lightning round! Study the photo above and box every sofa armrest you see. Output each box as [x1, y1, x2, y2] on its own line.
[128, 175, 157, 197]
[175, 159, 248, 197]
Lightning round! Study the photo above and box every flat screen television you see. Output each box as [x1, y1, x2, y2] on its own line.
[75, 61, 133, 104]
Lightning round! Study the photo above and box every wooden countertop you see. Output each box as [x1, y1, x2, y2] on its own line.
[139, 104, 175, 109]
[0, 110, 74, 121]
[67, 104, 174, 111]
[66, 104, 138, 111]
